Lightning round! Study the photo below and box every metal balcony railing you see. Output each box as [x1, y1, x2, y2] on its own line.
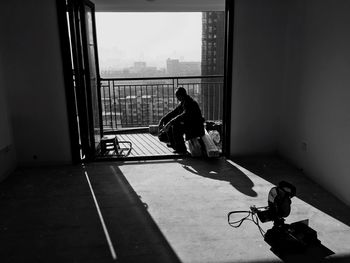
[99, 75, 224, 132]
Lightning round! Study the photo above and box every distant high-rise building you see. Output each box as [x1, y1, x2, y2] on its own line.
[166, 58, 201, 76]
[201, 12, 225, 121]
[201, 12, 225, 75]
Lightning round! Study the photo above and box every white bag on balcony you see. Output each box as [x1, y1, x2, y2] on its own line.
[201, 129, 220, 158]
[187, 138, 203, 157]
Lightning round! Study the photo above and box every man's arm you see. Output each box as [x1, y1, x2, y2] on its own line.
[159, 104, 182, 127]
[169, 98, 204, 125]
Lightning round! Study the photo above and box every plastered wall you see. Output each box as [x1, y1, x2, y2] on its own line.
[1, 0, 72, 166]
[230, 0, 286, 155]
[279, 0, 350, 205]
[229, 0, 350, 205]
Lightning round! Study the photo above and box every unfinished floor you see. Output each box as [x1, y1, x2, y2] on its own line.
[0, 156, 349, 263]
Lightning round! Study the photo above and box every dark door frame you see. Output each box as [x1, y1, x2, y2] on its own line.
[57, 0, 102, 162]
[57, 0, 81, 163]
[222, 0, 235, 157]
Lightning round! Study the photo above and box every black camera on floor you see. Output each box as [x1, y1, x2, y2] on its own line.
[252, 181, 296, 225]
[251, 181, 334, 260]
[228, 181, 334, 260]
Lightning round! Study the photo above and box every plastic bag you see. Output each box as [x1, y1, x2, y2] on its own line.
[187, 138, 203, 157]
[201, 130, 220, 157]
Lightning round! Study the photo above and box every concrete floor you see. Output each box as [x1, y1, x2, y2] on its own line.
[0, 156, 349, 262]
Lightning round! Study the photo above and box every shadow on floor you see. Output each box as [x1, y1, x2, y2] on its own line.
[0, 164, 182, 263]
[177, 157, 257, 197]
[231, 155, 350, 227]
[221, 253, 350, 263]
[270, 248, 350, 263]
[0, 166, 115, 263]
[85, 163, 182, 263]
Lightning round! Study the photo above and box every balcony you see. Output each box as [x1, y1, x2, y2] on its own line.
[98, 75, 224, 159]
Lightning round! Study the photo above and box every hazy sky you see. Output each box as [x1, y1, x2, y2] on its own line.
[95, 12, 202, 70]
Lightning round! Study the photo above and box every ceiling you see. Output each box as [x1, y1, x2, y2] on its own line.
[93, 0, 225, 12]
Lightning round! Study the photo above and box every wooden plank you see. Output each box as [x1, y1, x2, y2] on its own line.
[144, 133, 175, 155]
[146, 133, 173, 153]
[130, 133, 160, 156]
[100, 132, 178, 158]
[123, 133, 153, 156]
[118, 134, 145, 156]
[138, 133, 164, 155]
[148, 134, 170, 154]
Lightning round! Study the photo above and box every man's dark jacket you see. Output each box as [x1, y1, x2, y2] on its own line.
[161, 95, 205, 140]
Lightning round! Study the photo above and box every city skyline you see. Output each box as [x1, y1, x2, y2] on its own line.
[100, 58, 201, 78]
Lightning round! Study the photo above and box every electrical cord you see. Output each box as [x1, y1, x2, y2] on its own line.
[227, 209, 266, 238]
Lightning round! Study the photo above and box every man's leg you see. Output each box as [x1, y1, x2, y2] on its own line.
[171, 123, 187, 153]
[165, 126, 175, 148]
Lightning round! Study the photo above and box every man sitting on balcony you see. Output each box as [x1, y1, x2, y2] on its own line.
[159, 87, 205, 154]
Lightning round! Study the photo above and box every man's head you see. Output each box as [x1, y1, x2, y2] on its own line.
[175, 87, 187, 101]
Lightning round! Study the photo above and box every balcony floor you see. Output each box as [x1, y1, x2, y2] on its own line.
[96, 131, 222, 160]
[97, 132, 180, 159]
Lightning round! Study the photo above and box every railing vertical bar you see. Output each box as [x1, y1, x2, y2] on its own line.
[145, 84, 149, 125]
[100, 83, 104, 130]
[140, 85, 144, 126]
[217, 82, 219, 121]
[105, 84, 108, 130]
[101, 84, 106, 129]
[171, 79, 174, 109]
[117, 81, 122, 129]
[156, 84, 159, 123]
[107, 81, 112, 130]
[107, 81, 113, 130]
[219, 82, 222, 120]
[210, 83, 213, 121]
[166, 84, 169, 113]
[151, 85, 157, 125]
[207, 83, 210, 121]
[208, 82, 211, 121]
[213, 81, 216, 121]
[112, 81, 117, 130]
[210, 82, 213, 121]
[191, 83, 194, 99]
[215, 82, 218, 121]
[134, 84, 138, 126]
[162, 84, 165, 119]
[201, 82, 204, 118]
[129, 85, 134, 127]
[174, 78, 177, 108]
[123, 85, 127, 127]
[137, 85, 140, 125]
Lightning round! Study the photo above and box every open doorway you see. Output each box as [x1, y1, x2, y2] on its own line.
[58, 0, 230, 161]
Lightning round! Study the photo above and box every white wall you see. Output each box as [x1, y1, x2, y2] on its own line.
[230, 0, 286, 155]
[279, 0, 350, 205]
[2, 0, 72, 166]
